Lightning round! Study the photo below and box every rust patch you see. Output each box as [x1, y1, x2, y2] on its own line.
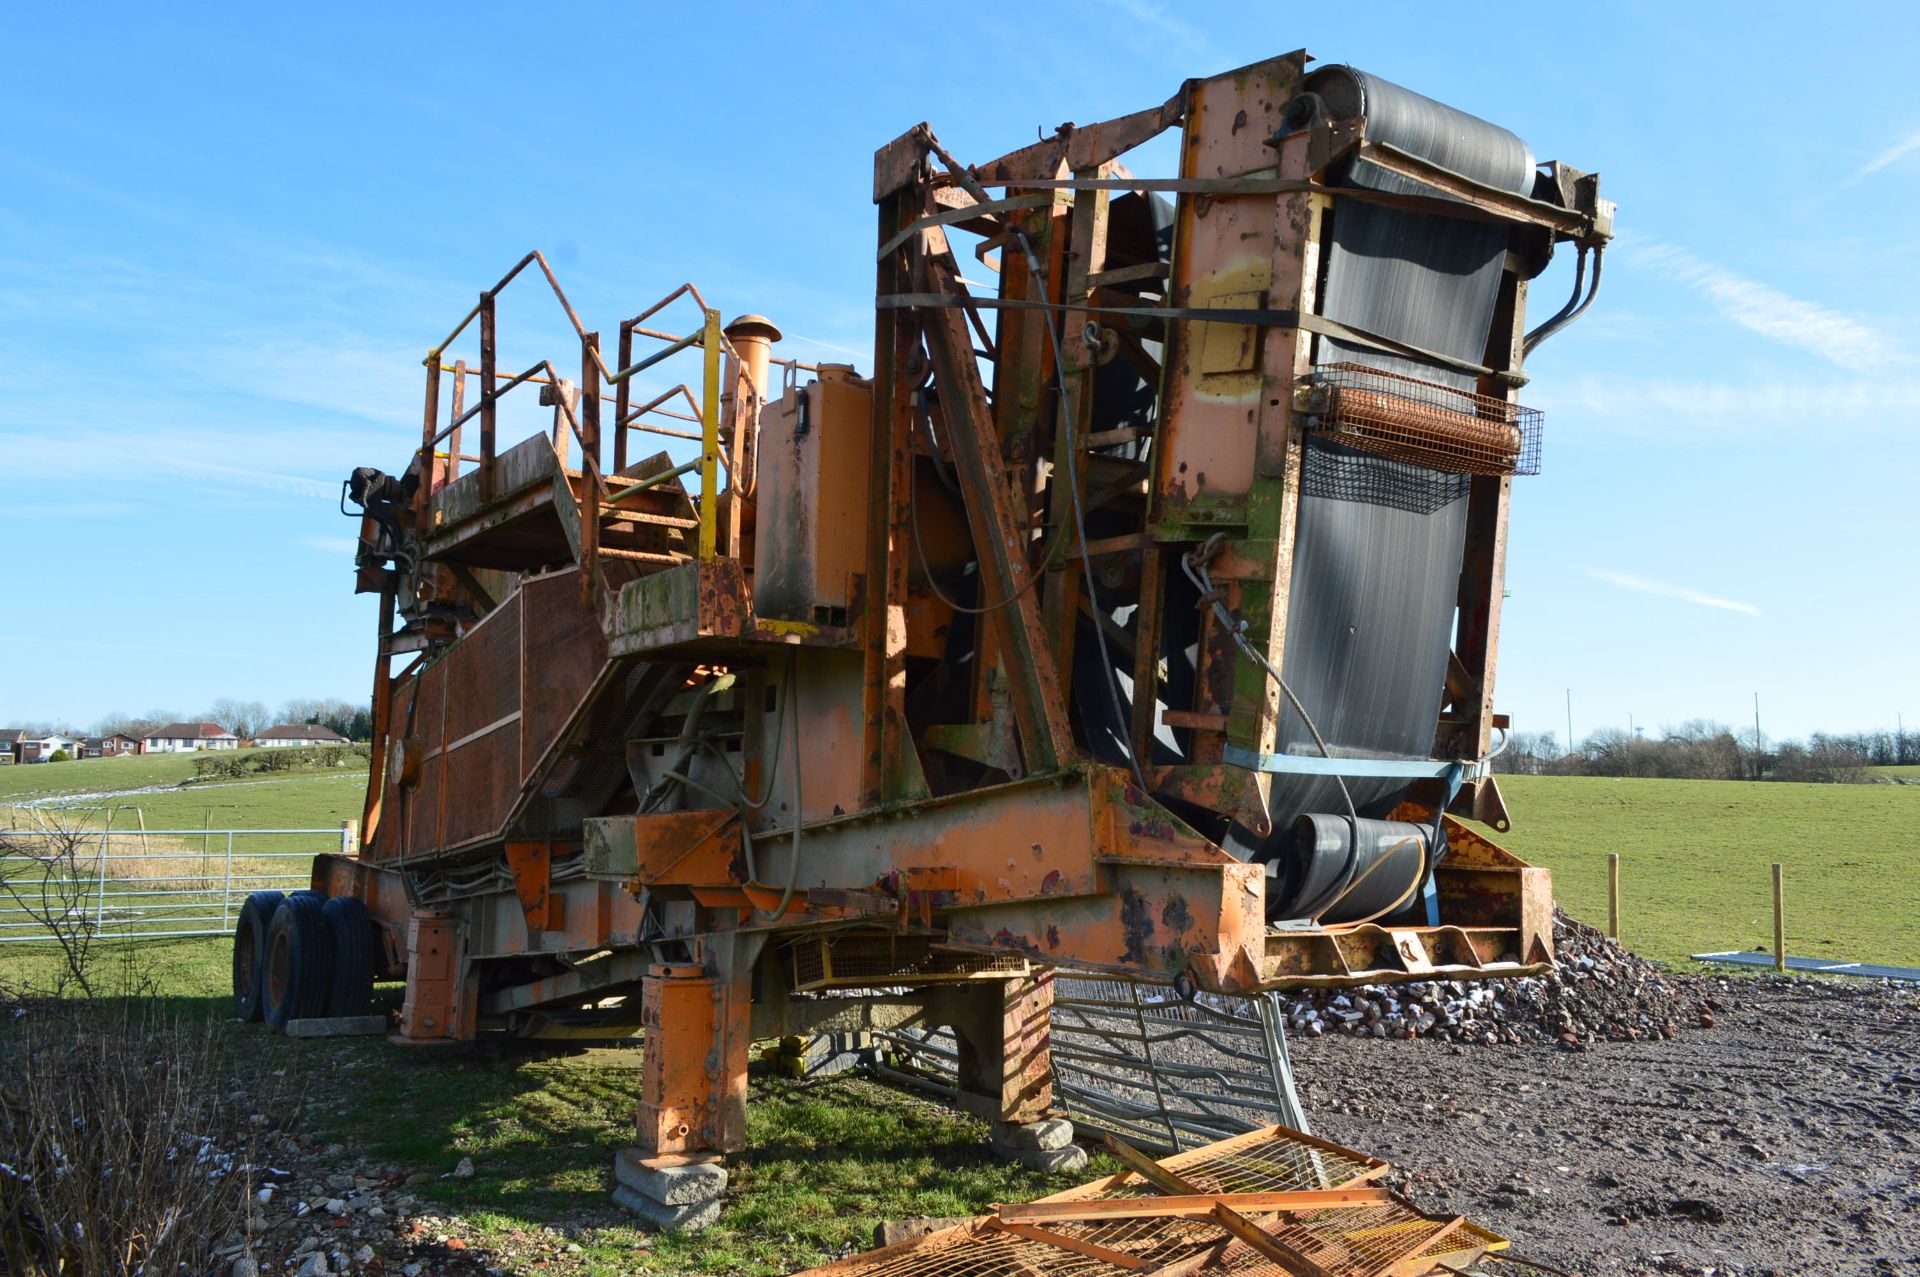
[991, 927, 1042, 958]
[1120, 887, 1154, 965]
[1160, 895, 1194, 935]
[1128, 816, 1181, 843]
[1031, 842, 1045, 859]
[1046, 924, 1061, 950]
[1040, 868, 1065, 896]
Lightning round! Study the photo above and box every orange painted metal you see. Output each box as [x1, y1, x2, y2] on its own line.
[396, 912, 464, 1041]
[504, 841, 553, 932]
[636, 963, 719, 1154]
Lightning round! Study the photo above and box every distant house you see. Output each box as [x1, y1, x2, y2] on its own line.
[16, 733, 80, 763]
[0, 730, 20, 765]
[82, 734, 142, 759]
[143, 722, 240, 753]
[253, 723, 349, 748]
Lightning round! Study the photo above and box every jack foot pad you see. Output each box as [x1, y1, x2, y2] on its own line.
[612, 1148, 727, 1231]
[990, 1118, 1087, 1174]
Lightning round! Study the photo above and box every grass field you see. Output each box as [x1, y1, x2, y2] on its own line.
[1481, 775, 1920, 970]
[10, 770, 1916, 1272]
[0, 749, 367, 832]
[1875, 763, 1920, 780]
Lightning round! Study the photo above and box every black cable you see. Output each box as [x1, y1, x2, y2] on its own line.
[917, 130, 1146, 789]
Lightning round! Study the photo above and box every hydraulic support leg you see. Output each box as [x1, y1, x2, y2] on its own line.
[618, 934, 760, 1230]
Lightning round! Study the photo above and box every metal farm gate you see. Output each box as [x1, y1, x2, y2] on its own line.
[0, 826, 351, 944]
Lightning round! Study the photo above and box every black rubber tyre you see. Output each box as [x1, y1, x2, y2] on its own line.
[232, 890, 286, 1022]
[262, 892, 333, 1031]
[321, 896, 376, 1017]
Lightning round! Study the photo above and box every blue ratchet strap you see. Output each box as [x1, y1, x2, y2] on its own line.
[1423, 762, 1467, 925]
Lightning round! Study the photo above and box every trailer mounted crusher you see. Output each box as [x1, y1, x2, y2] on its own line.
[232, 48, 1613, 1227]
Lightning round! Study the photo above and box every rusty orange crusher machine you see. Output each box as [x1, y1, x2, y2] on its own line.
[229, 49, 1611, 1243]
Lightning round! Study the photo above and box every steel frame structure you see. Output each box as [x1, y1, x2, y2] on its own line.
[308, 49, 1612, 1219]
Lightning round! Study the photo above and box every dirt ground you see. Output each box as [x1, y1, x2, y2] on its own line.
[1290, 975, 1920, 1276]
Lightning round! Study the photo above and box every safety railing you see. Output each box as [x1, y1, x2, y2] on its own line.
[0, 827, 352, 945]
[414, 251, 735, 580]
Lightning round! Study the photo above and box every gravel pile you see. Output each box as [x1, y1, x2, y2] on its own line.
[1277, 909, 1724, 1047]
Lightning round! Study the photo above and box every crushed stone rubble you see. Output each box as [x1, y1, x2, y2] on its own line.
[211, 1129, 611, 1277]
[1274, 910, 1727, 1047]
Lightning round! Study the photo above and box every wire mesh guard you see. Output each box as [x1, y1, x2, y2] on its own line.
[793, 1124, 1505, 1277]
[1304, 363, 1541, 478]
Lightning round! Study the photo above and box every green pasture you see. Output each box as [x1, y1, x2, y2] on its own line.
[1481, 775, 1920, 970]
[0, 749, 367, 832]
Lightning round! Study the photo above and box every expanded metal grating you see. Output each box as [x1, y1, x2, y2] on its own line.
[790, 932, 1031, 992]
[796, 1125, 1503, 1277]
[1305, 363, 1541, 477]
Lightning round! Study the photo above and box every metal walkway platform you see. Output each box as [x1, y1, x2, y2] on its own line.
[1692, 951, 1920, 982]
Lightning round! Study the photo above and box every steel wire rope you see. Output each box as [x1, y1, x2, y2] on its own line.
[917, 132, 1151, 789]
[753, 648, 805, 922]
[904, 388, 1071, 617]
[1181, 538, 1369, 918]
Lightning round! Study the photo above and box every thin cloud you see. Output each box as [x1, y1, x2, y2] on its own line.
[1630, 243, 1903, 372]
[1095, 0, 1216, 58]
[301, 535, 360, 554]
[1847, 128, 1920, 185]
[782, 331, 872, 362]
[1583, 567, 1760, 618]
[1537, 373, 1920, 435]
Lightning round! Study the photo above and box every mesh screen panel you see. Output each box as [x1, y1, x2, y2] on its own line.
[443, 592, 521, 747]
[521, 569, 607, 785]
[442, 724, 519, 848]
[796, 1126, 1500, 1276]
[791, 934, 1030, 992]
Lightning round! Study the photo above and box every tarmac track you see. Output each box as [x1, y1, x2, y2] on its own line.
[1290, 977, 1920, 1275]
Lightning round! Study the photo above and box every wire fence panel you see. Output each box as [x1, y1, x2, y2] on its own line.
[866, 972, 1308, 1156]
[0, 827, 350, 944]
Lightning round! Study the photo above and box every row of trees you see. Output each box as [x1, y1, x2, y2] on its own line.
[1493, 720, 1914, 784]
[15, 698, 373, 743]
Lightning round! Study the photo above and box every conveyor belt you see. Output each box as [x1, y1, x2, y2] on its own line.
[1247, 68, 1535, 922]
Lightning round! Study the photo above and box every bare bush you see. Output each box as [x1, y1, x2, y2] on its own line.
[0, 996, 287, 1277]
[0, 814, 104, 997]
[1773, 736, 1876, 785]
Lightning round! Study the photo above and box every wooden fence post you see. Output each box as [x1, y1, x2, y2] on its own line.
[1607, 852, 1620, 943]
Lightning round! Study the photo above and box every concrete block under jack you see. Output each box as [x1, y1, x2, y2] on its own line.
[1004, 1142, 1089, 1174]
[612, 1185, 721, 1231]
[989, 1119, 1088, 1173]
[991, 1117, 1074, 1152]
[284, 1016, 387, 1038]
[613, 1148, 729, 1205]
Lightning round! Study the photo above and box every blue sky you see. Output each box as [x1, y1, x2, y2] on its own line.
[3, 2, 1915, 745]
